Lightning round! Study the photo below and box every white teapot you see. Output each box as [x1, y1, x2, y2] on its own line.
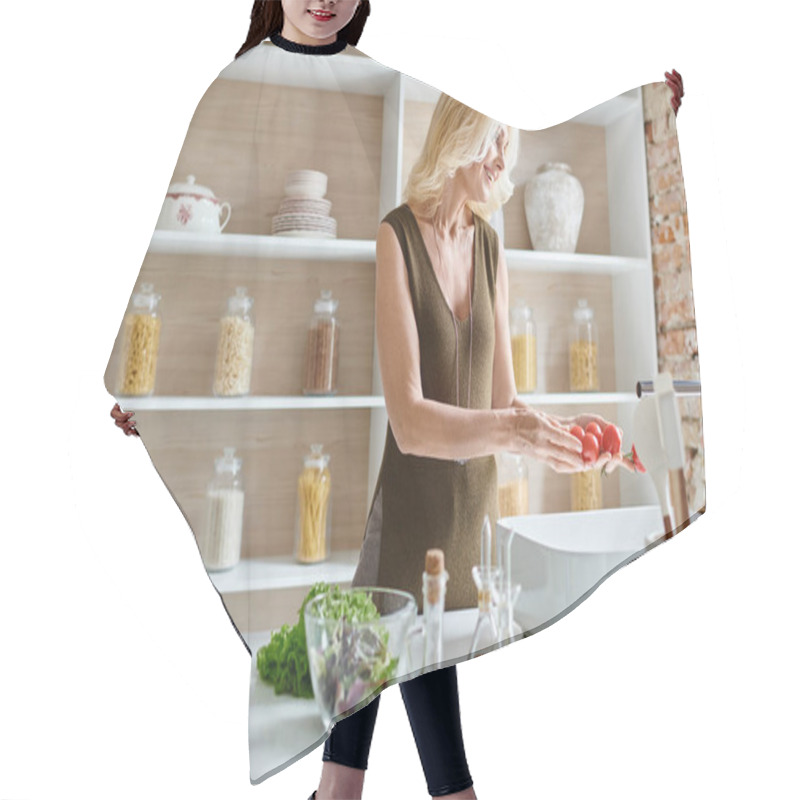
[156, 175, 231, 234]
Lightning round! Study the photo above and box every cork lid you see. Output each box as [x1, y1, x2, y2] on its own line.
[425, 548, 445, 575]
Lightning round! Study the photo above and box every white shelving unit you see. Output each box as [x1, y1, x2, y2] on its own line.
[119, 45, 659, 615]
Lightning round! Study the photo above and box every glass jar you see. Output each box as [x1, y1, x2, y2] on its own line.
[213, 286, 255, 397]
[198, 447, 245, 571]
[295, 443, 332, 563]
[510, 302, 537, 393]
[117, 282, 162, 396]
[569, 298, 598, 391]
[304, 290, 339, 395]
[497, 452, 529, 518]
[571, 469, 602, 511]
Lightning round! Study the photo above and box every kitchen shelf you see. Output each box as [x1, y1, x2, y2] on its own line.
[118, 392, 639, 412]
[149, 230, 647, 275]
[148, 230, 376, 262]
[210, 549, 360, 595]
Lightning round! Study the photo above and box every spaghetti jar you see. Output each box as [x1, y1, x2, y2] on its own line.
[295, 443, 332, 563]
[213, 286, 255, 397]
[497, 452, 529, 517]
[569, 298, 598, 391]
[117, 282, 162, 396]
[571, 469, 602, 511]
[198, 447, 245, 571]
[304, 290, 339, 395]
[510, 302, 537, 392]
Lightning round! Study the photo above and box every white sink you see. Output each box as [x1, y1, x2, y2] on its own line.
[497, 505, 663, 632]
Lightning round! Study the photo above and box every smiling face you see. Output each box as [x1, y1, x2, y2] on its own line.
[281, 0, 362, 46]
[457, 126, 510, 205]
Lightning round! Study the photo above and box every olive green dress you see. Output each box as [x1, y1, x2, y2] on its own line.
[352, 203, 500, 611]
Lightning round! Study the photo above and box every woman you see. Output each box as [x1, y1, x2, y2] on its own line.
[312, 94, 636, 800]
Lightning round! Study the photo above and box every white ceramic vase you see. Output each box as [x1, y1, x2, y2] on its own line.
[524, 162, 584, 253]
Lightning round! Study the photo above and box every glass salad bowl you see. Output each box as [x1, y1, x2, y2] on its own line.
[304, 587, 417, 727]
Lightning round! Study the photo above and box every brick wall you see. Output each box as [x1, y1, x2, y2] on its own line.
[642, 82, 705, 514]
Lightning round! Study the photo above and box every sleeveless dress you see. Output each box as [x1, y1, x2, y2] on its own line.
[351, 203, 501, 611]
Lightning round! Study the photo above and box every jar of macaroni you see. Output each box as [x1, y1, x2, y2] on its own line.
[510, 302, 537, 393]
[295, 444, 332, 563]
[198, 447, 245, 571]
[497, 452, 529, 518]
[569, 298, 598, 391]
[213, 286, 255, 397]
[117, 282, 162, 396]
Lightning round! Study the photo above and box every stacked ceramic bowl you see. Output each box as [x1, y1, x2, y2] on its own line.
[272, 170, 337, 239]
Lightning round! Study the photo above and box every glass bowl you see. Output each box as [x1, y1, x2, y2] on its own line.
[304, 587, 416, 726]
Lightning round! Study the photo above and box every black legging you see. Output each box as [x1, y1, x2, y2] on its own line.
[322, 665, 473, 797]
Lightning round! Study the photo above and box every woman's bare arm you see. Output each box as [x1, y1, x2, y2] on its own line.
[376, 222, 583, 470]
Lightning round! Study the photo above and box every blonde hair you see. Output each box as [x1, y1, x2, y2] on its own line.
[404, 94, 519, 220]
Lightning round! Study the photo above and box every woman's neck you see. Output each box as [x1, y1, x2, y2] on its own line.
[427, 182, 473, 238]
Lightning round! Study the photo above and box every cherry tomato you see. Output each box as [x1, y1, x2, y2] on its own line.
[582, 433, 600, 464]
[569, 425, 585, 441]
[601, 424, 622, 455]
[585, 422, 603, 440]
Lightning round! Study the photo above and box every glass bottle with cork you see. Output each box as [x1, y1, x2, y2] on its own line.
[422, 548, 448, 669]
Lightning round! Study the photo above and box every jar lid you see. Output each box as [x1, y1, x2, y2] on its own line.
[510, 302, 534, 323]
[304, 443, 330, 469]
[314, 289, 339, 315]
[227, 286, 253, 315]
[215, 446, 242, 475]
[166, 174, 219, 200]
[573, 298, 594, 322]
[132, 282, 161, 312]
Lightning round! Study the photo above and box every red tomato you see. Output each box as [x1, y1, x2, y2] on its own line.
[585, 422, 603, 440]
[569, 425, 585, 441]
[601, 424, 622, 455]
[582, 433, 600, 464]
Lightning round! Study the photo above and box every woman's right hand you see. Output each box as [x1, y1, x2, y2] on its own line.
[110, 403, 139, 437]
[511, 406, 585, 473]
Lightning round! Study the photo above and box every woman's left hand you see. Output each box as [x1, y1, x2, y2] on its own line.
[665, 69, 683, 116]
[546, 411, 636, 474]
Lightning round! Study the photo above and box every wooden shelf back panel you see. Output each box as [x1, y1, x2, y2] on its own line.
[402, 101, 610, 255]
[106, 256, 376, 397]
[174, 79, 384, 240]
[132, 408, 372, 560]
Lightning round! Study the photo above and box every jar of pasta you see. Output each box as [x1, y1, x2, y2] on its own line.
[117, 282, 162, 396]
[304, 290, 339, 395]
[213, 286, 255, 397]
[510, 302, 537, 393]
[569, 298, 598, 392]
[295, 443, 332, 563]
[198, 447, 245, 571]
[497, 452, 529, 518]
[571, 469, 602, 511]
